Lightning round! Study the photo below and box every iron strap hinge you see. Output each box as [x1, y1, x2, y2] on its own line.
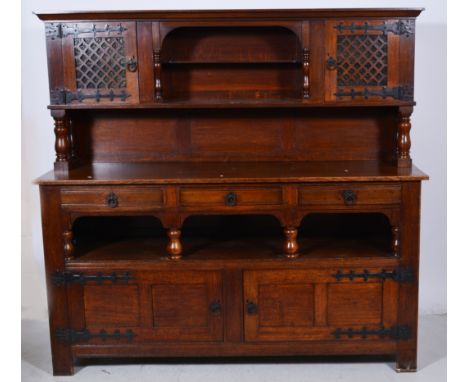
[55, 328, 135, 344]
[335, 86, 413, 101]
[50, 88, 130, 105]
[333, 267, 414, 283]
[52, 271, 132, 286]
[46, 23, 128, 39]
[334, 20, 414, 36]
[332, 325, 411, 340]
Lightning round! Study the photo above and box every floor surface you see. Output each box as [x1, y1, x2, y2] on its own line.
[21, 314, 446, 381]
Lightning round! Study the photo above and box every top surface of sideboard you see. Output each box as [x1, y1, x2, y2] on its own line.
[35, 8, 424, 20]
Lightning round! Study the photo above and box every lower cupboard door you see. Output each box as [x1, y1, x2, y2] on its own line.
[243, 269, 398, 342]
[65, 270, 224, 344]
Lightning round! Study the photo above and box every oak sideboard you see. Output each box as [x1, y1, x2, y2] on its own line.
[35, 8, 427, 375]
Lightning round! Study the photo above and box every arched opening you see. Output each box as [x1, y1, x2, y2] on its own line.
[299, 212, 394, 257]
[181, 214, 283, 258]
[159, 26, 303, 101]
[71, 215, 165, 259]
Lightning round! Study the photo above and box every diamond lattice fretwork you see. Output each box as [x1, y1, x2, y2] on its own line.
[336, 34, 388, 87]
[73, 37, 127, 89]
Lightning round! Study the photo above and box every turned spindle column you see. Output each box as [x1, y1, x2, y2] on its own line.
[167, 228, 182, 260]
[391, 226, 400, 257]
[52, 109, 72, 173]
[397, 106, 413, 168]
[153, 49, 162, 100]
[283, 227, 299, 259]
[302, 48, 310, 98]
[67, 117, 76, 160]
[63, 230, 74, 262]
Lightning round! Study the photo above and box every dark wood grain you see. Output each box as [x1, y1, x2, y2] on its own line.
[35, 8, 424, 21]
[35, 161, 428, 185]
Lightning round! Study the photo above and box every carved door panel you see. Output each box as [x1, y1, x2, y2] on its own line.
[324, 19, 414, 102]
[244, 269, 401, 342]
[145, 271, 223, 341]
[62, 270, 223, 345]
[50, 22, 139, 105]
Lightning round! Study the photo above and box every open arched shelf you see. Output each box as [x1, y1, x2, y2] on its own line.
[160, 26, 303, 64]
[158, 26, 304, 101]
[67, 212, 395, 264]
[298, 212, 395, 258]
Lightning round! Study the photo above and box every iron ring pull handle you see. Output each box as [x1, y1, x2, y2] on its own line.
[225, 192, 237, 207]
[106, 192, 118, 208]
[326, 56, 338, 70]
[246, 300, 258, 315]
[126, 56, 138, 72]
[209, 300, 222, 314]
[341, 190, 357, 206]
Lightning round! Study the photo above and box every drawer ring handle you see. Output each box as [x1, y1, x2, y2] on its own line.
[342, 190, 357, 206]
[326, 56, 338, 70]
[209, 300, 222, 314]
[225, 192, 237, 207]
[106, 192, 118, 208]
[246, 300, 258, 315]
[126, 56, 138, 72]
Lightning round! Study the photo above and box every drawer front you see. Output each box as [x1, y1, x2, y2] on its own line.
[298, 184, 401, 206]
[61, 186, 163, 208]
[179, 187, 283, 207]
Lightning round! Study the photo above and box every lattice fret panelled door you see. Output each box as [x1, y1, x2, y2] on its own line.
[324, 19, 415, 102]
[47, 22, 139, 105]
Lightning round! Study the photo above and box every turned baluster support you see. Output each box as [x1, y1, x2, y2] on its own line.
[397, 106, 413, 168]
[391, 226, 400, 257]
[167, 228, 183, 260]
[283, 226, 299, 259]
[63, 230, 74, 262]
[302, 48, 310, 98]
[153, 49, 162, 100]
[52, 109, 72, 173]
[67, 116, 76, 160]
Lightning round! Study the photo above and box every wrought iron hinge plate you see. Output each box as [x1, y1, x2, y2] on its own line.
[55, 328, 135, 344]
[50, 88, 130, 105]
[46, 23, 128, 39]
[335, 86, 413, 101]
[335, 20, 415, 36]
[52, 271, 132, 286]
[332, 325, 411, 340]
[45, 23, 62, 40]
[333, 267, 414, 283]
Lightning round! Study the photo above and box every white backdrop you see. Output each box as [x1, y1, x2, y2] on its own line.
[21, 0, 447, 318]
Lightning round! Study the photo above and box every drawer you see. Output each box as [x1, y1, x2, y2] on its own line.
[298, 184, 401, 206]
[179, 187, 283, 207]
[61, 186, 164, 208]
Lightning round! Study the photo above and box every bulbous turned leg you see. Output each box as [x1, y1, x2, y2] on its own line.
[397, 106, 413, 168]
[167, 228, 182, 260]
[283, 227, 299, 259]
[53, 110, 70, 170]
